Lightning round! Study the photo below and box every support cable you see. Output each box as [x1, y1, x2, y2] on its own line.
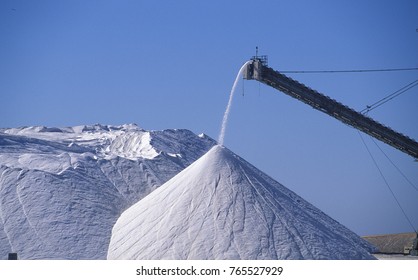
[280, 67, 418, 74]
[369, 137, 418, 194]
[358, 131, 417, 233]
[278, 66, 418, 114]
[361, 79, 418, 114]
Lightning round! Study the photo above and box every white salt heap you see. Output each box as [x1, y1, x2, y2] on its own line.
[0, 124, 216, 259]
[107, 145, 375, 260]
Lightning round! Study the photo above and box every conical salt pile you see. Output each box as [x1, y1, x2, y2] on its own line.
[107, 145, 375, 259]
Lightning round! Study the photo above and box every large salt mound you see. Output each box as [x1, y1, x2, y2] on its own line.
[0, 124, 216, 259]
[107, 145, 375, 260]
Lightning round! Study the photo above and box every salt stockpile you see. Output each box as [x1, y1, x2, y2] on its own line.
[108, 145, 375, 260]
[0, 124, 215, 259]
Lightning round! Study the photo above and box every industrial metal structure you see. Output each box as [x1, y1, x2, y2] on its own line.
[243, 56, 418, 160]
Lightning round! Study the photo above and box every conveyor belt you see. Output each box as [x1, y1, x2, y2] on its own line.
[243, 58, 418, 159]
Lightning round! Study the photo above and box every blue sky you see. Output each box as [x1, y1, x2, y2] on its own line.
[1, 0, 417, 236]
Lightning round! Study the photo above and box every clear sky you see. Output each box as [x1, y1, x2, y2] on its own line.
[1, 0, 417, 236]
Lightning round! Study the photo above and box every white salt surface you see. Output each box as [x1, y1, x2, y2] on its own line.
[108, 145, 375, 260]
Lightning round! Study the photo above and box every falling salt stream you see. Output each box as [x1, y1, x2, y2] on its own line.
[218, 61, 251, 145]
